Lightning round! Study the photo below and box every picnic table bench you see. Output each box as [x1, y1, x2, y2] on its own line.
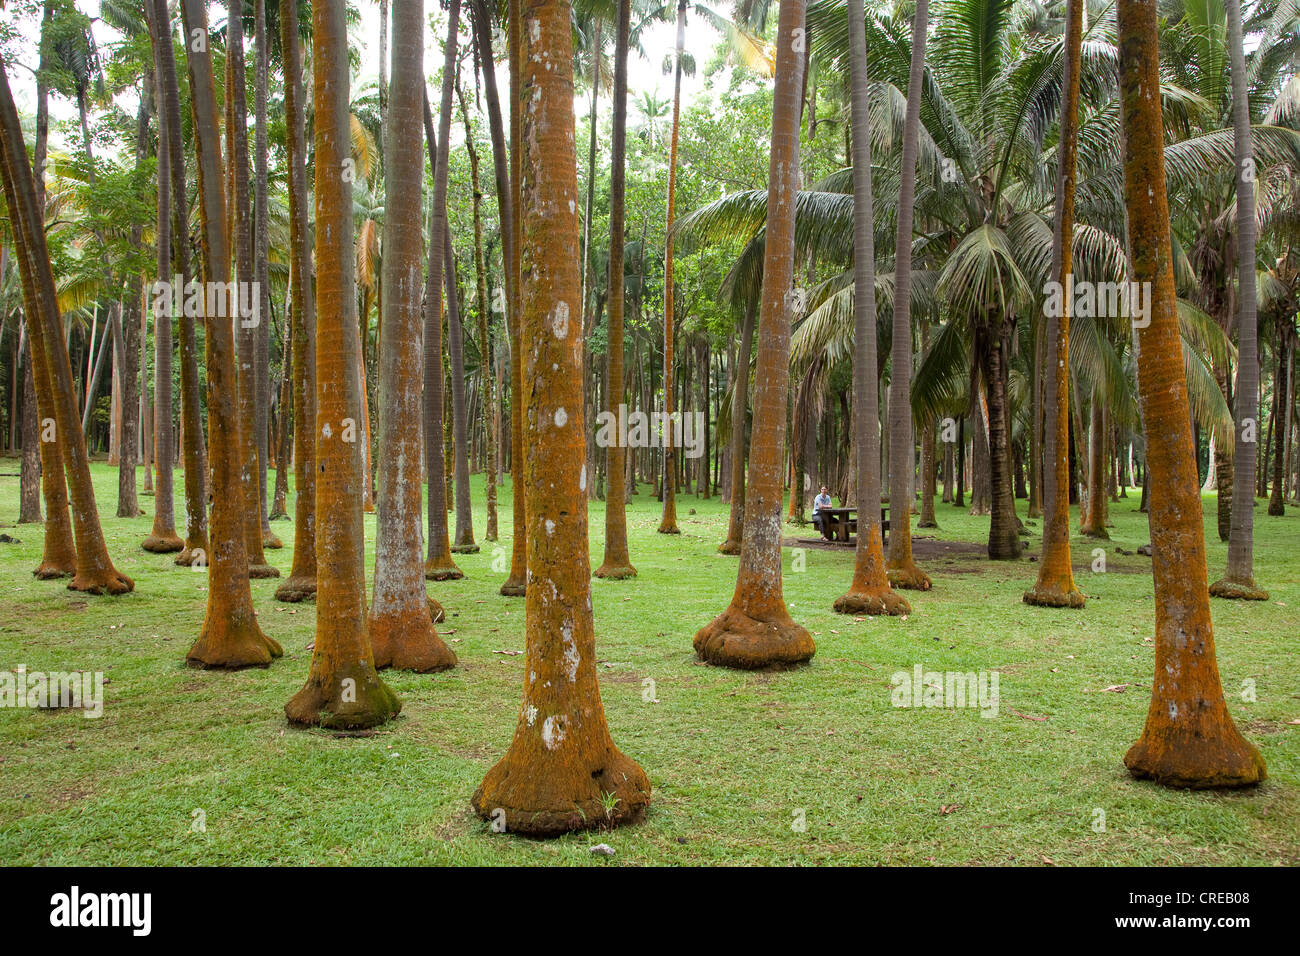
[815, 506, 889, 544]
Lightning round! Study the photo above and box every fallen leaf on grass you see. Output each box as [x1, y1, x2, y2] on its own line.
[493, 649, 524, 656]
[940, 804, 960, 815]
[1008, 708, 1048, 721]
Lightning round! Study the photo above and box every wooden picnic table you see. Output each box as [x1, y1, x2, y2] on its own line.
[815, 506, 889, 544]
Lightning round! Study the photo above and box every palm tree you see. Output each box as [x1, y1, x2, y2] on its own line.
[369, 0, 457, 673]
[693, 0, 815, 669]
[254, 0, 280, 551]
[470, 0, 527, 597]
[286, 0, 400, 728]
[227, 0, 278, 578]
[1025, 0, 1086, 608]
[1118, 0, 1263, 789]
[595, 0, 638, 579]
[178, 0, 282, 665]
[274, 0, 319, 603]
[834, 0, 908, 617]
[657, 0, 688, 535]
[1209, 0, 1268, 600]
[472, 0, 650, 836]
[0, 61, 132, 597]
[886, 0, 940, 583]
[142, 0, 183, 555]
[149, 0, 208, 568]
[423, 1, 466, 582]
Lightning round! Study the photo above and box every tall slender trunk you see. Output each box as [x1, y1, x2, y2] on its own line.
[471, 0, 650, 837]
[422, 7, 465, 581]
[446, 203, 477, 553]
[286, 0, 399, 727]
[694, 0, 815, 669]
[719, 300, 755, 554]
[0, 64, 131, 595]
[1025, 0, 1085, 606]
[885, 0, 931, 589]
[657, 0, 687, 535]
[254, 0, 279, 549]
[459, 75, 498, 541]
[226, 0, 277, 577]
[116, 92, 148, 521]
[274, 0, 318, 602]
[178, 0, 281, 665]
[595, 0, 636, 578]
[369, 0, 456, 674]
[1211, 0, 1267, 599]
[834, 0, 908, 616]
[1269, 328, 1290, 514]
[1118, 0, 1263, 788]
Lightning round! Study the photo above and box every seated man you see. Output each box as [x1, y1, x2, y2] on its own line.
[812, 486, 833, 534]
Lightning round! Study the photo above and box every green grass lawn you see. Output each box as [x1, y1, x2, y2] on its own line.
[0, 461, 1297, 865]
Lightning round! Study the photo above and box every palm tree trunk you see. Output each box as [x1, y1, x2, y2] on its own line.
[369, 0, 457, 674]
[422, 6, 466, 581]
[253, 0, 279, 549]
[657, 0, 687, 535]
[150, 0, 208, 567]
[885, 0, 931, 589]
[116, 93, 147, 521]
[446, 217, 477, 554]
[471, 0, 525, 592]
[719, 299, 755, 554]
[834, 0, 908, 616]
[286, 0, 400, 727]
[694, 0, 815, 669]
[458, 76, 498, 542]
[1118, 0, 1263, 788]
[471, 0, 650, 837]
[1026, 0, 1085, 606]
[1211, 0, 1267, 599]
[1268, 327, 1289, 515]
[595, 0, 636, 578]
[178, 0, 282, 664]
[274, 0, 318, 602]
[0, 64, 131, 596]
[226, 1, 278, 578]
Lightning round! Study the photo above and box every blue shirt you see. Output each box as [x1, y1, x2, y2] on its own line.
[813, 493, 832, 514]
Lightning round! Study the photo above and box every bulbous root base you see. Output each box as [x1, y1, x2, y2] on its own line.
[142, 532, 185, 554]
[451, 543, 481, 554]
[833, 587, 910, 616]
[285, 670, 401, 729]
[248, 563, 281, 579]
[186, 621, 283, 669]
[425, 558, 464, 582]
[175, 543, 210, 567]
[428, 596, 446, 623]
[69, 569, 135, 596]
[471, 745, 651, 837]
[1022, 585, 1087, 608]
[34, 562, 75, 580]
[262, 531, 284, 549]
[274, 575, 317, 602]
[499, 575, 526, 597]
[594, 562, 637, 580]
[916, 519, 938, 529]
[657, 524, 681, 535]
[886, 562, 932, 591]
[370, 618, 457, 673]
[693, 606, 815, 670]
[1208, 578, 1269, 601]
[1124, 729, 1266, 789]
[717, 539, 741, 555]
[1081, 525, 1110, 540]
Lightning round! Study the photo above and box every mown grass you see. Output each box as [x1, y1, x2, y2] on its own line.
[0, 461, 1296, 865]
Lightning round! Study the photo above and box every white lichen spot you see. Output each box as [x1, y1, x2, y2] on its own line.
[552, 301, 570, 339]
[525, 704, 538, 726]
[554, 407, 568, 428]
[561, 623, 579, 682]
[321, 422, 332, 439]
[579, 466, 587, 492]
[541, 714, 566, 750]
[545, 519, 556, 536]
